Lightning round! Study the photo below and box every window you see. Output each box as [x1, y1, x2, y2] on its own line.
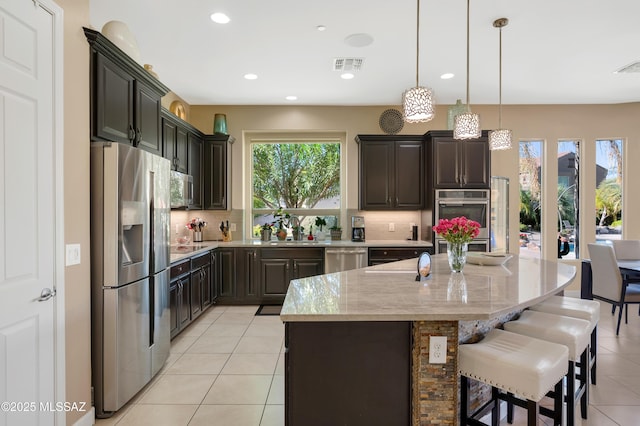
[557, 140, 580, 259]
[250, 140, 342, 238]
[595, 139, 623, 243]
[519, 141, 543, 258]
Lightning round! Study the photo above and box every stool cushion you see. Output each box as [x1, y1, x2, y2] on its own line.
[459, 329, 568, 402]
[504, 310, 591, 360]
[529, 296, 600, 331]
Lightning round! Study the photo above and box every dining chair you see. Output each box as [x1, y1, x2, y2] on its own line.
[612, 240, 640, 260]
[611, 240, 640, 315]
[588, 243, 640, 335]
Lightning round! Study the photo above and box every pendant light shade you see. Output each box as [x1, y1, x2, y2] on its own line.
[489, 17, 512, 150]
[403, 0, 435, 123]
[403, 86, 435, 122]
[454, 111, 481, 139]
[453, 0, 480, 140]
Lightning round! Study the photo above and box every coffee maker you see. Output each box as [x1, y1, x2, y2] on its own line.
[351, 216, 365, 242]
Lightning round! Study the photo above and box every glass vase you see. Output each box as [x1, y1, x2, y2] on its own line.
[447, 241, 468, 272]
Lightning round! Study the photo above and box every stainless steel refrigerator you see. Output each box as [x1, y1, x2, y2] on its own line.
[90, 142, 171, 418]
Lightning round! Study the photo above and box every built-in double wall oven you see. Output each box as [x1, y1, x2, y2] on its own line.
[434, 189, 490, 254]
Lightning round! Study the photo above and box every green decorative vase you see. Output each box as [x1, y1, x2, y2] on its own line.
[213, 113, 227, 135]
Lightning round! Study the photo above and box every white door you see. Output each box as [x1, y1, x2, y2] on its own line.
[0, 0, 59, 425]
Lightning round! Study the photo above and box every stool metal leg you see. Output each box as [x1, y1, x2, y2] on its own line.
[461, 375, 469, 425]
[567, 360, 576, 426]
[507, 392, 514, 424]
[526, 399, 540, 426]
[580, 347, 589, 419]
[591, 327, 597, 385]
[492, 386, 500, 426]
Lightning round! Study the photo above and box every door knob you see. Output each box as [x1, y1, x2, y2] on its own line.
[37, 288, 56, 302]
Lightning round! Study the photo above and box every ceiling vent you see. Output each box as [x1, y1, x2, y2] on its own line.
[615, 61, 640, 73]
[333, 58, 364, 72]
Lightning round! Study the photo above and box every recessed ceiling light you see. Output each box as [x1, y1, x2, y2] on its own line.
[317, 25, 327, 32]
[244, 73, 258, 80]
[285, 95, 298, 101]
[341, 73, 355, 80]
[210, 13, 230, 24]
[440, 73, 455, 79]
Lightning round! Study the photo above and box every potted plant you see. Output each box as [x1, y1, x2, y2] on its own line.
[314, 217, 327, 241]
[260, 223, 274, 241]
[273, 207, 290, 241]
[330, 224, 342, 241]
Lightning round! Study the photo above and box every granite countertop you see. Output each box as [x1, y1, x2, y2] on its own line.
[169, 239, 433, 263]
[280, 254, 577, 322]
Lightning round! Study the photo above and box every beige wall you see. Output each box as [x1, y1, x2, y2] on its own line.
[58, 0, 92, 423]
[189, 103, 640, 270]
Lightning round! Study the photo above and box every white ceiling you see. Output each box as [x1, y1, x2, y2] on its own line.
[89, 0, 640, 106]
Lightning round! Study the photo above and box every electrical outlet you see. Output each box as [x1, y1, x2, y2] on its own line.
[429, 336, 447, 364]
[175, 224, 180, 234]
[230, 223, 237, 232]
[388, 223, 395, 232]
[66, 244, 81, 266]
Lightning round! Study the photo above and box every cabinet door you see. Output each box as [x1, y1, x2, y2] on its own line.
[210, 251, 219, 301]
[162, 117, 177, 168]
[188, 132, 203, 209]
[178, 276, 191, 330]
[461, 140, 490, 188]
[135, 80, 161, 156]
[190, 269, 203, 320]
[395, 141, 424, 209]
[293, 258, 324, 279]
[175, 126, 188, 174]
[260, 258, 290, 298]
[204, 138, 228, 210]
[169, 281, 179, 339]
[201, 264, 212, 310]
[360, 141, 393, 209]
[433, 139, 461, 188]
[218, 249, 236, 298]
[240, 249, 260, 301]
[93, 53, 134, 144]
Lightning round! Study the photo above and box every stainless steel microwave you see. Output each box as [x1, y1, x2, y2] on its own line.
[170, 171, 193, 209]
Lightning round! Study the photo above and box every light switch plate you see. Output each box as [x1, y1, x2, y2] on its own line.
[429, 336, 447, 364]
[66, 244, 81, 266]
[230, 223, 237, 232]
[388, 223, 395, 232]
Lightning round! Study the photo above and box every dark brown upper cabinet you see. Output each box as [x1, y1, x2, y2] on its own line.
[356, 135, 425, 210]
[425, 130, 490, 189]
[203, 135, 232, 210]
[84, 27, 169, 156]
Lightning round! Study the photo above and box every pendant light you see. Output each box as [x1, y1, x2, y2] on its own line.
[402, 0, 435, 123]
[453, 0, 480, 139]
[488, 18, 513, 150]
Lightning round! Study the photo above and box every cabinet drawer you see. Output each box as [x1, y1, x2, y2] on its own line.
[261, 248, 324, 260]
[368, 247, 430, 260]
[170, 259, 190, 279]
[191, 252, 210, 269]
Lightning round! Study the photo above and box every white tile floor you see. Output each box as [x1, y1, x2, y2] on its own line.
[96, 300, 640, 426]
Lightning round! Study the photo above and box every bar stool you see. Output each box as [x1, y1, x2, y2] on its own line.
[529, 295, 600, 384]
[459, 328, 568, 426]
[504, 310, 591, 426]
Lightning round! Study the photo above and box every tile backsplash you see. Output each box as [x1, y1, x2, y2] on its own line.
[171, 209, 433, 243]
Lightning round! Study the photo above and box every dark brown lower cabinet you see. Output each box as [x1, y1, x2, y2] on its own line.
[285, 321, 412, 425]
[260, 248, 324, 304]
[169, 260, 191, 339]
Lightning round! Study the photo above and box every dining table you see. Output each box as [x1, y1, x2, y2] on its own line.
[580, 258, 640, 299]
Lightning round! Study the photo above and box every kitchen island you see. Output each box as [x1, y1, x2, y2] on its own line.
[280, 254, 576, 425]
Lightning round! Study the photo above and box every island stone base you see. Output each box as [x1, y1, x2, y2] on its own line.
[412, 321, 459, 425]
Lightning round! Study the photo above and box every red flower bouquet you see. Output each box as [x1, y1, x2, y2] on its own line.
[433, 216, 481, 244]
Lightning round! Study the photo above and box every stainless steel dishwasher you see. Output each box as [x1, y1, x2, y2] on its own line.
[324, 247, 368, 273]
